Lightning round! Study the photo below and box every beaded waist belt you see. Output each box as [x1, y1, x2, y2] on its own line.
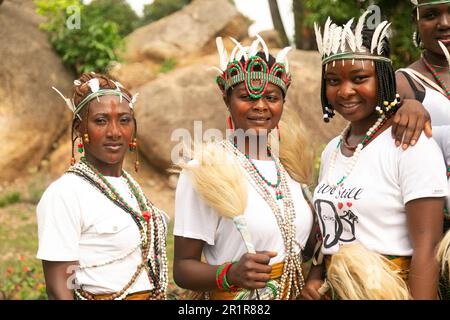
[75, 289, 152, 300]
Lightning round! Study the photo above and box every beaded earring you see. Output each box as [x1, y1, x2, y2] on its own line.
[413, 31, 423, 49]
[77, 137, 84, 154]
[129, 138, 137, 152]
[375, 94, 401, 116]
[83, 133, 90, 144]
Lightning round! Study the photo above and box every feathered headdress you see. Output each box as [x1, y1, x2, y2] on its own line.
[214, 35, 292, 99]
[52, 73, 138, 119]
[314, 10, 392, 66]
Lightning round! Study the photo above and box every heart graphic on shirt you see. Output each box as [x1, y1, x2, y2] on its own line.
[346, 202, 353, 207]
[338, 202, 343, 209]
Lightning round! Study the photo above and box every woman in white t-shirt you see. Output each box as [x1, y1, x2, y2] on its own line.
[37, 72, 168, 300]
[173, 36, 317, 300]
[302, 13, 447, 300]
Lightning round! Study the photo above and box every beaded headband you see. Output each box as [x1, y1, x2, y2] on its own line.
[52, 76, 138, 120]
[411, 0, 450, 7]
[214, 35, 292, 99]
[314, 10, 392, 66]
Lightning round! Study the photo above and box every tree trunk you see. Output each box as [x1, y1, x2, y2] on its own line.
[268, 0, 289, 47]
[293, 0, 316, 50]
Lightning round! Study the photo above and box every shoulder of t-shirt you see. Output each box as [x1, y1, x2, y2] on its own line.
[399, 131, 443, 157]
[40, 173, 88, 201]
[320, 135, 341, 160]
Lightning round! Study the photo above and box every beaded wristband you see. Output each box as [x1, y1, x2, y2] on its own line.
[216, 261, 239, 292]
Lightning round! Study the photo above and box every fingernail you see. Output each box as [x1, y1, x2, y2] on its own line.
[402, 144, 408, 150]
[395, 141, 400, 147]
[410, 140, 416, 146]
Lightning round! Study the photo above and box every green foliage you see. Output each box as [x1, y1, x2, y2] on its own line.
[35, 0, 124, 74]
[85, 0, 139, 37]
[0, 192, 21, 208]
[303, 0, 418, 69]
[141, 0, 192, 26]
[159, 58, 178, 73]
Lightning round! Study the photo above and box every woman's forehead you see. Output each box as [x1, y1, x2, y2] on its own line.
[326, 59, 375, 74]
[88, 96, 132, 113]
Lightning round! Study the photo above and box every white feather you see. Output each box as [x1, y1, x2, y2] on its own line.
[325, 24, 337, 56]
[322, 17, 332, 56]
[256, 34, 269, 61]
[331, 26, 342, 54]
[229, 37, 248, 61]
[73, 80, 81, 85]
[87, 78, 100, 93]
[314, 22, 323, 56]
[52, 86, 75, 112]
[276, 46, 292, 72]
[370, 21, 388, 54]
[342, 18, 356, 52]
[376, 22, 391, 55]
[216, 37, 229, 71]
[438, 41, 450, 67]
[355, 10, 370, 52]
[230, 45, 239, 62]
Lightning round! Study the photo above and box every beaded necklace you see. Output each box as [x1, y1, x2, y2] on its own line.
[221, 140, 305, 300]
[232, 143, 283, 200]
[421, 54, 450, 99]
[327, 115, 387, 188]
[67, 160, 168, 300]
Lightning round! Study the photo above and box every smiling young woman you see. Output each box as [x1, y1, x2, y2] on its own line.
[301, 11, 447, 300]
[172, 36, 317, 300]
[36, 73, 169, 300]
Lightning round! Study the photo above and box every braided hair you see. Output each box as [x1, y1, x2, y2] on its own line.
[320, 26, 398, 122]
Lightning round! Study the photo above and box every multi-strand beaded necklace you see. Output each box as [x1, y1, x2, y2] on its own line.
[67, 158, 168, 300]
[327, 114, 387, 188]
[221, 140, 305, 300]
[422, 54, 450, 99]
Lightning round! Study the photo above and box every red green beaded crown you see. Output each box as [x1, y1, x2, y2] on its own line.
[214, 35, 292, 99]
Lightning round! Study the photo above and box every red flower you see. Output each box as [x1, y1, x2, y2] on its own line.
[6, 267, 13, 274]
[23, 266, 30, 273]
[19, 255, 25, 262]
[142, 210, 151, 221]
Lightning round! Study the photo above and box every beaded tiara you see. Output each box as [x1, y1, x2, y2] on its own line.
[314, 10, 392, 66]
[52, 74, 138, 120]
[214, 35, 292, 99]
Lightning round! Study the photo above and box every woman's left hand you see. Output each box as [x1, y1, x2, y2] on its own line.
[391, 98, 432, 150]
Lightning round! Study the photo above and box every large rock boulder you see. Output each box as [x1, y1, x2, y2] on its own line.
[0, 1, 73, 181]
[135, 61, 228, 171]
[122, 0, 249, 63]
[134, 50, 346, 172]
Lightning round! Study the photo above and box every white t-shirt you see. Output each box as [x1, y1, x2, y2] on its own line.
[36, 173, 168, 294]
[432, 126, 450, 210]
[313, 130, 447, 256]
[174, 159, 314, 265]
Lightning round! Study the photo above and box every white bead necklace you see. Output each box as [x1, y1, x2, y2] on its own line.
[327, 115, 386, 188]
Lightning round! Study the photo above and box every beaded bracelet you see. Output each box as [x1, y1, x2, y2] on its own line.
[216, 261, 239, 292]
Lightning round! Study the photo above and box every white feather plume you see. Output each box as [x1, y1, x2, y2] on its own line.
[370, 21, 388, 54]
[325, 23, 337, 56]
[249, 38, 259, 57]
[276, 46, 292, 72]
[411, 0, 418, 4]
[331, 26, 342, 54]
[322, 17, 332, 56]
[438, 41, 450, 67]
[216, 37, 229, 71]
[376, 22, 392, 55]
[230, 45, 239, 62]
[256, 34, 269, 61]
[314, 22, 323, 56]
[342, 18, 356, 53]
[52, 86, 75, 112]
[87, 78, 100, 93]
[229, 37, 248, 61]
[355, 10, 370, 52]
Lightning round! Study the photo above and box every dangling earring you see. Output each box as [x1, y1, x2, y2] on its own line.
[77, 137, 84, 154]
[227, 115, 234, 133]
[413, 31, 423, 49]
[83, 133, 90, 144]
[276, 125, 281, 142]
[129, 138, 137, 152]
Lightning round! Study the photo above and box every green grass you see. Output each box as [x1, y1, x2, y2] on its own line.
[0, 192, 21, 208]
